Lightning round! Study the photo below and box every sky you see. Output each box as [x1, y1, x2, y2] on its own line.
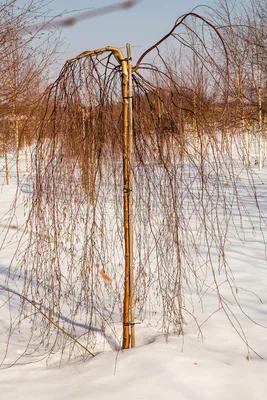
[35, 0, 216, 74]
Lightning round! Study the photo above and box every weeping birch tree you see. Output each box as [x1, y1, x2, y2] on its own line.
[2, 9, 267, 364]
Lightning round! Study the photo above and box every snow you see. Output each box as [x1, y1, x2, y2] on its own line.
[0, 334, 266, 400]
[1, 146, 267, 400]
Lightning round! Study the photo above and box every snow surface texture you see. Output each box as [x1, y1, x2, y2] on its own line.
[1, 146, 267, 400]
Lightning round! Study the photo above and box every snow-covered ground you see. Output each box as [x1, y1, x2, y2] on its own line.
[1, 145, 267, 400]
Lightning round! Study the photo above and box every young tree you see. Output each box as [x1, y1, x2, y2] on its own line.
[0, 0, 61, 181]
